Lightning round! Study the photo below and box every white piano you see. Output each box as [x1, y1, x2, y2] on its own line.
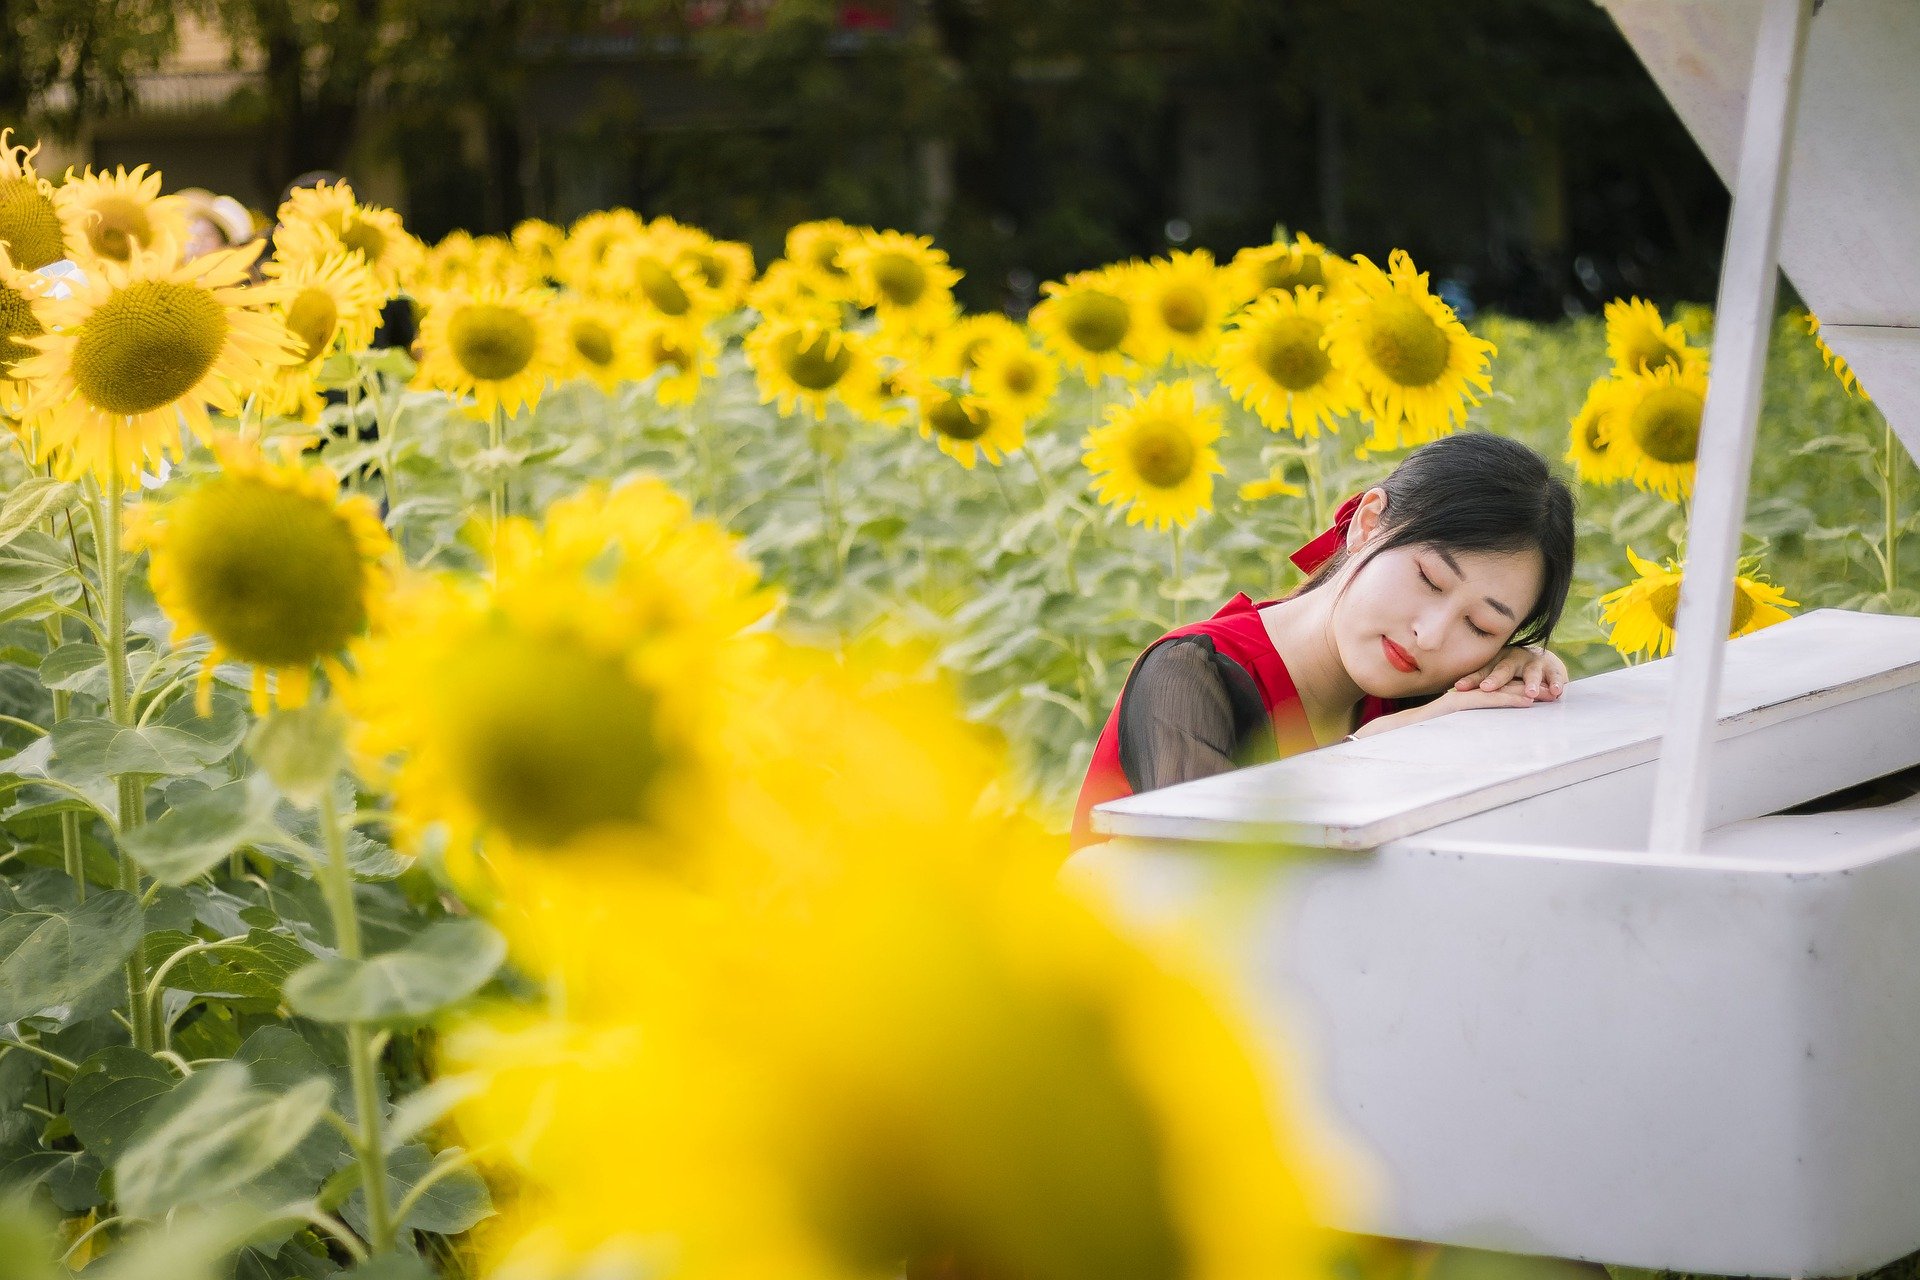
[1070, 3, 1920, 1276]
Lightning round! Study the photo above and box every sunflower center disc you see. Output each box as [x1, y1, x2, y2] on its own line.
[83, 196, 152, 261]
[1625, 335, 1680, 373]
[1000, 358, 1038, 395]
[340, 217, 386, 266]
[1157, 284, 1208, 336]
[169, 477, 367, 666]
[1062, 291, 1129, 354]
[287, 288, 340, 363]
[572, 319, 615, 367]
[1629, 385, 1703, 464]
[649, 331, 690, 371]
[1579, 410, 1608, 455]
[450, 302, 538, 382]
[1253, 316, 1331, 391]
[1362, 297, 1451, 388]
[1260, 253, 1324, 293]
[686, 250, 725, 288]
[636, 259, 692, 316]
[782, 331, 852, 390]
[0, 178, 68, 270]
[1648, 579, 1750, 634]
[871, 252, 928, 308]
[445, 630, 666, 849]
[0, 281, 43, 373]
[1129, 422, 1196, 489]
[929, 396, 989, 441]
[71, 280, 228, 415]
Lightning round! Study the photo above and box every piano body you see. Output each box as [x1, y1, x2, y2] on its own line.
[1069, 2, 1920, 1275]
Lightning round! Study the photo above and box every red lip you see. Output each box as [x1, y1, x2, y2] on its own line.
[1381, 636, 1421, 674]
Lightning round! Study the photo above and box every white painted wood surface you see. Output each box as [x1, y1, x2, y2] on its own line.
[1090, 609, 1920, 849]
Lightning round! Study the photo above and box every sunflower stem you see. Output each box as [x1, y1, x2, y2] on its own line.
[96, 468, 152, 1053]
[316, 771, 396, 1255]
[488, 404, 507, 562]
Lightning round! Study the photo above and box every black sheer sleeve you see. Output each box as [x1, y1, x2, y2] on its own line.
[1117, 636, 1275, 794]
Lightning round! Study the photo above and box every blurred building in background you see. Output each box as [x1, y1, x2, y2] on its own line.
[15, 0, 1730, 317]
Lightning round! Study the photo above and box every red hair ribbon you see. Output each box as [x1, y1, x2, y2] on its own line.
[1288, 492, 1364, 574]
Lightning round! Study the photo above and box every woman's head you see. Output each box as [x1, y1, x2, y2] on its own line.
[1300, 433, 1576, 698]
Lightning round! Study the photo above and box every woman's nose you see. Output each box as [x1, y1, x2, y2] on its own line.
[1410, 609, 1449, 650]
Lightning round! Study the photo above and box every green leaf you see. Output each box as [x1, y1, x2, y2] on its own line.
[0, 477, 75, 552]
[0, 888, 142, 1023]
[284, 919, 505, 1025]
[0, 532, 76, 606]
[248, 704, 349, 808]
[382, 1073, 482, 1153]
[140, 927, 311, 1008]
[64, 1047, 178, 1164]
[123, 779, 284, 885]
[49, 697, 246, 782]
[113, 1062, 331, 1218]
[37, 642, 106, 694]
[345, 1143, 490, 1237]
[86, 1205, 284, 1280]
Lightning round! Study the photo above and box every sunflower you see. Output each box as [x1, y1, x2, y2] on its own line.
[971, 340, 1059, 423]
[1237, 465, 1305, 503]
[784, 219, 863, 298]
[1604, 297, 1700, 377]
[1229, 231, 1349, 302]
[611, 230, 726, 323]
[54, 165, 188, 266]
[747, 259, 843, 325]
[1126, 250, 1235, 365]
[273, 180, 423, 296]
[0, 245, 49, 410]
[134, 435, 393, 715]
[1323, 250, 1494, 450]
[1592, 360, 1708, 502]
[677, 236, 756, 312]
[1599, 547, 1797, 660]
[1565, 376, 1624, 486]
[1804, 312, 1869, 401]
[253, 249, 385, 420]
[558, 209, 646, 294]
[511, 218, 567, 286]
[926, 313, 1025, 379]
[558, 298, 645, 395]
[636, 315, 714, 407]
[909, 379, 1027, 469]
[415, 284, 564, 420]
[16, 239, 298, 482]
[744, 314, 870, 420]
[1030, 266, 1140, 385]
[1083, 381, 1225, 531]
[0, 130, 84, 269]
[840, 230, 960, 327]
[1213, 286, 1356, 437]
[343, 479, 772, 866]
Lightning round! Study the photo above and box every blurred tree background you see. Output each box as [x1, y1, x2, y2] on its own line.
[18, 0, 1728, 319]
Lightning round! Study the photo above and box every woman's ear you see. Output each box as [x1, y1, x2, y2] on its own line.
[1346, 487, 1390, 550]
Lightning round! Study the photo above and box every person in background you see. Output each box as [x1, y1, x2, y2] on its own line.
[176, 189, 255, 261]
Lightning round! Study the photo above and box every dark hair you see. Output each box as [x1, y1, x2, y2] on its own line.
[1296, 432, 1576, 648]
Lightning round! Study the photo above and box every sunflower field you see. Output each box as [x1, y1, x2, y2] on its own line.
[0, 121, 1902, 1280]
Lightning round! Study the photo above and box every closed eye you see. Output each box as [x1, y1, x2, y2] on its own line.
[1465, 619, 1495, 639]
[1422, 563, 1496, 638]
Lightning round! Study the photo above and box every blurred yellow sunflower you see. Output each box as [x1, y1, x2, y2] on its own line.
[559, 209, 646, 293]
[972, 340, 1059, 423]
[0, 130, 84, 269]
[1804, 312, 1869, 401]
[1599, 547, 1797, 660]
[634, 316, 714, 407]
[747, 259, 842, 325]
[785, 219, 863, 298]
[1323, 250, 1494, 450]
[1593, 360, 1707, 502]
[511, 218, 566, 286]
[134, 435, 393, 714]
[0, 245, 49, 411]
[560, 298, 645, 394]
[254, 249, 384, 420]
[840, 360, 913, 429]
[1213, 286, 1356, 437]
[1030, 266, 1139, 384]
[1083, 381, 1225, 531]
[1238, 465, 1305, 504]
[612, 232, 725, 324]
[416, 284, 564, 420]
[926, 312, 1025, 379]
[744, 314, 869, 420]
[841, 230, 960, 326]
[344, 479, 772, 867]
[1230, 231, 1349, 302]
[1604, 297, 1699, 377]
[54, 165, 187, 266]
[910, 380, 1027, 469]
[274, 180, 423, 296]
[1127, 249, 1234, 365]
[16, 240, 298, 482]
[1565, 377, 1624, 486]
[677, 236, 756, 311]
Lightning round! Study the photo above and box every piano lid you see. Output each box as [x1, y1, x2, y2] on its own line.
[1090, 609, 1920, 850]
[1600, 0, 1920, 459]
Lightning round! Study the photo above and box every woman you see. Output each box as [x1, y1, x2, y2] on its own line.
[1071, 432, 1576, 850]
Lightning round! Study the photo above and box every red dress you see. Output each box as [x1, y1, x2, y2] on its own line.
[1069, 592, 1398, 850]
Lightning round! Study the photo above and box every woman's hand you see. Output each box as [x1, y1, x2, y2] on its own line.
[1453, 644, 1567, 702]
[1350, 678, 1543, 739]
